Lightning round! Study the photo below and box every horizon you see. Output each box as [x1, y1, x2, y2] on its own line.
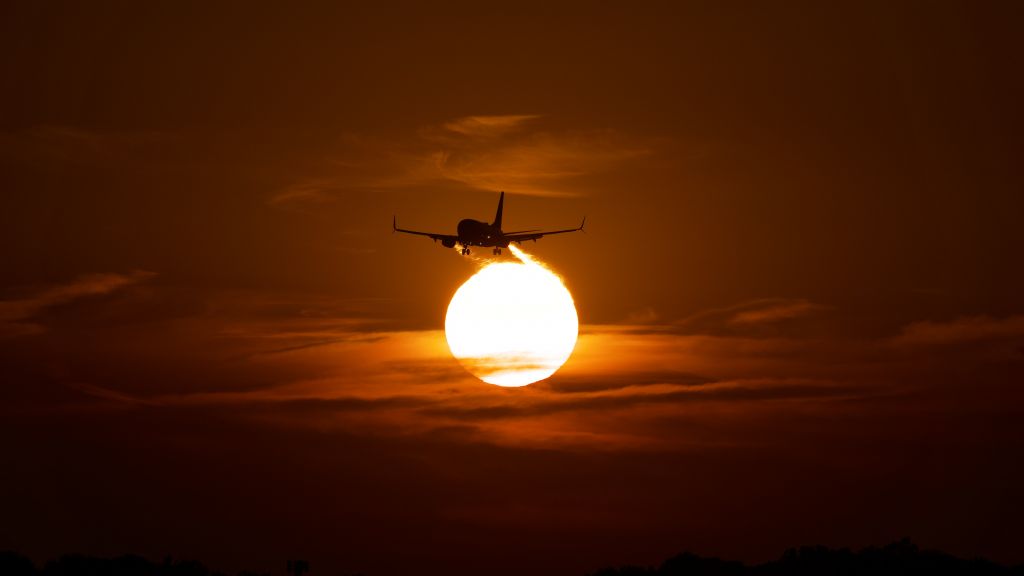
[5, 538, 1023, 576]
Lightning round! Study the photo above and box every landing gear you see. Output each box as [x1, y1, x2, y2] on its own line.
[461, 247, 471, 256]
[493, 248, 502, 255]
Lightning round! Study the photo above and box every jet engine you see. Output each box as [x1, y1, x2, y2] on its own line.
[441, 238, 456, 248]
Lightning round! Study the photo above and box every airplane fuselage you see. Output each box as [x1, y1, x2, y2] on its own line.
[456, 219, 508, 248]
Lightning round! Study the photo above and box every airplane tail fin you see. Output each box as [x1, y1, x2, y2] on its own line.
[492, 191, 504, 230]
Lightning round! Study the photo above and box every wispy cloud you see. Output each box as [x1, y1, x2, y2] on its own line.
[440, 114, 541, 138]
[892, 315, 1024, 347]
[266, 179, 339, 206]
[270, 114, 652, 204]
[0, 270, 156, 337]
[676, 298, 829, 334]
[427, 129, 649, 197]
[728, 299, 828, 325]
[0, 125, 170, 167]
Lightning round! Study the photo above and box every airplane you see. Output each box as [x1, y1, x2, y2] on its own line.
[393, 191, 585, 255]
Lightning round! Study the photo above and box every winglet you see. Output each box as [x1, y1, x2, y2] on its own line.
[580, 216, 586, 232]
[392, 215, 397, 233]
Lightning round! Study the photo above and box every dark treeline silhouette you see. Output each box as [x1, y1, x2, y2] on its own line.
[0, 552, 267, 576]
[2, 541, 1022, 576]
[591, 540, 1024, 576]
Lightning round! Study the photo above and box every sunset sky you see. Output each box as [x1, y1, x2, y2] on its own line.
[2, 2, 1023, 575]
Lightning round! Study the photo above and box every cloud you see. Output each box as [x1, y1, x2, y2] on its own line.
[208, 315, 1021, 450]
[13, 314, 871, 450]
[728, 299, 827, 325]
[0, 270, 156, 337]
[440, 114, 541, 138]
[4, 276, 1022, 455]
[0, 125, 170, 167]
[428, 129, 649, 197]
[892, 315, 1024, 347]
[270, 114, 652, 204]
[675, 298, 829, 335]
[625, 306, 659, 324]
[266, 179, 339, 206]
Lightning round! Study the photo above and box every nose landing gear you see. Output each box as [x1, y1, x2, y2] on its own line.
[492, 248, 502, 255]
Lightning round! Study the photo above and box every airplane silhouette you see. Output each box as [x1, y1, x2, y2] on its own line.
[393, 191, 585, 255]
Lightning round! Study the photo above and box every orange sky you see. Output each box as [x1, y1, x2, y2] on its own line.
[1, 2, 1023, 575]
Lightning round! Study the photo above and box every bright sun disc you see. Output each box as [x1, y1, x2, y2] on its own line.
[445, 247, 578, 387]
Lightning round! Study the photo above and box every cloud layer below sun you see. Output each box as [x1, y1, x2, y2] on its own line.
[4, 269, 1021, 456]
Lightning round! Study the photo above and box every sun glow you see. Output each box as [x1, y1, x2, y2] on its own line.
[445, 245, 579, 386]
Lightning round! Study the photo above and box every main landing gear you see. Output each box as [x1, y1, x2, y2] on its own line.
[459, 247, 502, 256]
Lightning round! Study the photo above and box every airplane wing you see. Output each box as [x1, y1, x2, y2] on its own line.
[393, 216, 459, 244]
[503, 218, 586, 243]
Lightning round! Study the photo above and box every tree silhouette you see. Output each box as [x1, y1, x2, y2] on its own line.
[3, 540, 1024, 575]
[588, 540, 1024, 576]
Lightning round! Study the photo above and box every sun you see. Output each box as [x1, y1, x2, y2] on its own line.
[445, 246, 579, 386]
